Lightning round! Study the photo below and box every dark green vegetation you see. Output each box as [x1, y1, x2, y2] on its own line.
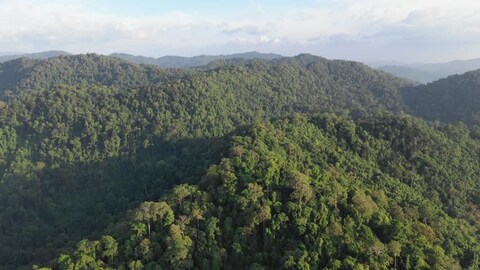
[0, 53, 479, 269]
[402, 69, 480, 125]
[0, 54, 186, 97]
[45, 114, 480, 270]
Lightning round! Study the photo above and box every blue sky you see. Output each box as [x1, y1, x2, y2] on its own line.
[0, 0, 479, 62]
[86, 1, 338, 16]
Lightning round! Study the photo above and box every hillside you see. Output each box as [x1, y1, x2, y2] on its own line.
[0, 54, 411, 113]
[0, 54, 185, 97]
[0, 54, 412, 268]
[0, 54, 479, 269]
[43, 114, 480, 269]
[402, 69, 480, 125]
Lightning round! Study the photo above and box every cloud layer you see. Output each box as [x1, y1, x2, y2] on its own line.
[0, 0, 479, 62]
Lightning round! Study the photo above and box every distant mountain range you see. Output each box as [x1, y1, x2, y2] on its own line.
[109, 51, 283, 68]
[0, 50, 283, 68]
[3, 51, 480, 84]
[371, 58, 480, 83]
[0, 50, 71, 62]
[110, 54, 480, 77]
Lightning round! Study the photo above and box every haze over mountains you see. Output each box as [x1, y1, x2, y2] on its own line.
[372, 58, 480, 83]
[1, 53, 480, 269]
[0, 51, 71, 63]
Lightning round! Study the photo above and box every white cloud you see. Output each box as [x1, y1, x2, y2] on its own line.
[0, 0, 479, 61]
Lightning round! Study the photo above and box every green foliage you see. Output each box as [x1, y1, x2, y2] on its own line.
[0, 54, 183, 97]
[46, 114, 480, 269]
[0, 54, 479, 269]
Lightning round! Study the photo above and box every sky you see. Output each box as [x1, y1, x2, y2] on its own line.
[1, 0, 479, 63]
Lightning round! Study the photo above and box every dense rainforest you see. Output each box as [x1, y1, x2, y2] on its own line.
[0, 54, 479, 269]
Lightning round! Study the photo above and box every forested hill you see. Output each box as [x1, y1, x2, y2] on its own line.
[42, 114, 480, 269]
[402, 69, 480, 125]
[0, 53, 412, 113]
[1, 53, 480, 269]
[0, 54, 186, 97]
